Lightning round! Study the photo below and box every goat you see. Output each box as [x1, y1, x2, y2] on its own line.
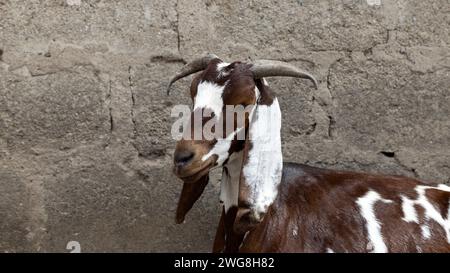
[167, 54, 450, 253]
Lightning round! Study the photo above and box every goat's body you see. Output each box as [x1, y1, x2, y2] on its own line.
[216, 163, 450, 253]
[169, 57, 449, 253]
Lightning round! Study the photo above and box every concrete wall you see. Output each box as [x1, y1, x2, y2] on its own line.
[0, 0, 449, 252]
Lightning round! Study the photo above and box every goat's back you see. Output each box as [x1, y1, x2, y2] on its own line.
[239, 162, 450, 253]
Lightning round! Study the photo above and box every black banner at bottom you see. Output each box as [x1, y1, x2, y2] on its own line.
[0, 253, 446, 272]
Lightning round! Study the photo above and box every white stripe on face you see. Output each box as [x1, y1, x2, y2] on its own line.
[242, 97, 283, 216]
[201, 128, 241, 165]
[199, 85, 257, 166]
[194, 81, 226, 120]
[356, 190, 393, 253]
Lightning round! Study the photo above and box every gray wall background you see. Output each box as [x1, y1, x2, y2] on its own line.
[0, 0, 449, 252]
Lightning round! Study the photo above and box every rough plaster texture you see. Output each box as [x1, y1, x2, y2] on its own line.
[0, 0, 449, 252]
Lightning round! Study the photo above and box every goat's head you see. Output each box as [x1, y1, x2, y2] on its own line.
[167, 54, 317, 232]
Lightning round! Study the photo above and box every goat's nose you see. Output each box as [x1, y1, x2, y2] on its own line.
[174, 150, 195, 166]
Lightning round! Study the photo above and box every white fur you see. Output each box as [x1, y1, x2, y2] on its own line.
[194, 81, 226, 119]
[220, 150, 243, 212]
[411, 184, 450, 243]
[401, 195, 418, 223]
[254, 86, 260, 102]
[326, 248, 334, 253]
[421, 225, 431, 239]
[238, 231, 250, 250]
[292, 226, 298, 237]
[368, 185, 450, 243]
[217, 62, 231, 78]
[399, 185, 450, 241]
[217, 62, 230, 71]
[242, 97, 283, 216]
[204, 78, 282, 230]
[356, 190, 393, 253]
[202, 128, 241, 165]
[416, 246, 423, 253]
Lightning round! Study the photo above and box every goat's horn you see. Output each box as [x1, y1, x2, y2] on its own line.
[166, 53, 219, 95]
[250, 60, 318, 89]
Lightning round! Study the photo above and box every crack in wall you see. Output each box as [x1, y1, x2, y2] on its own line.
[108, 79, 114, 133]
[309, 48, 352, 53]
[175, 0, 181, 53]
[128, 66, 137, 138]
[394, 156, 419, 179]
[317, 27, 400, 141]
[278, 56, 316, 67]
[367, 29, 391, 52]
[305, 122, 317, 135]
[327, 115, 336, 138]
[326, 56, 346, 95]
[150, 55, 186, 64]
[386, 27, 399, 45]
[323, 56, 346, 139]
[27, 63, 98, 78]
[380, 151, 420, 179]
[25, 177, 48, 252]
[310, 28, 391, 55]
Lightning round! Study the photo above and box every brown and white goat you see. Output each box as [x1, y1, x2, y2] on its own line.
[167, 54, 450, 253]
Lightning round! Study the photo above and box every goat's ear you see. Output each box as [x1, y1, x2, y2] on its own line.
[175, 175, 209, 224]
[234, 79, 283, 234]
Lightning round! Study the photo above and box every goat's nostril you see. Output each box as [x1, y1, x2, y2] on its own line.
[174, 150, 195, 165]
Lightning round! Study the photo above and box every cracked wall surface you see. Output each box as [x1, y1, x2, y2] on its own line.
[0, 0, 449, 252]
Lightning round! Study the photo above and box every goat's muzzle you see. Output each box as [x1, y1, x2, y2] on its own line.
[173, 146, 215, 183]
[174, 149, 195, 167]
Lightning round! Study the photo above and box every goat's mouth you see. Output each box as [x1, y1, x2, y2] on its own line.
[174, 159, 215, 183]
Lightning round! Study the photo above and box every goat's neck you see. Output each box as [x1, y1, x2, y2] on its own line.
[220, 150, 243, 212]
[220, 103, 283, 215]
[240, 97, 283, 216]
